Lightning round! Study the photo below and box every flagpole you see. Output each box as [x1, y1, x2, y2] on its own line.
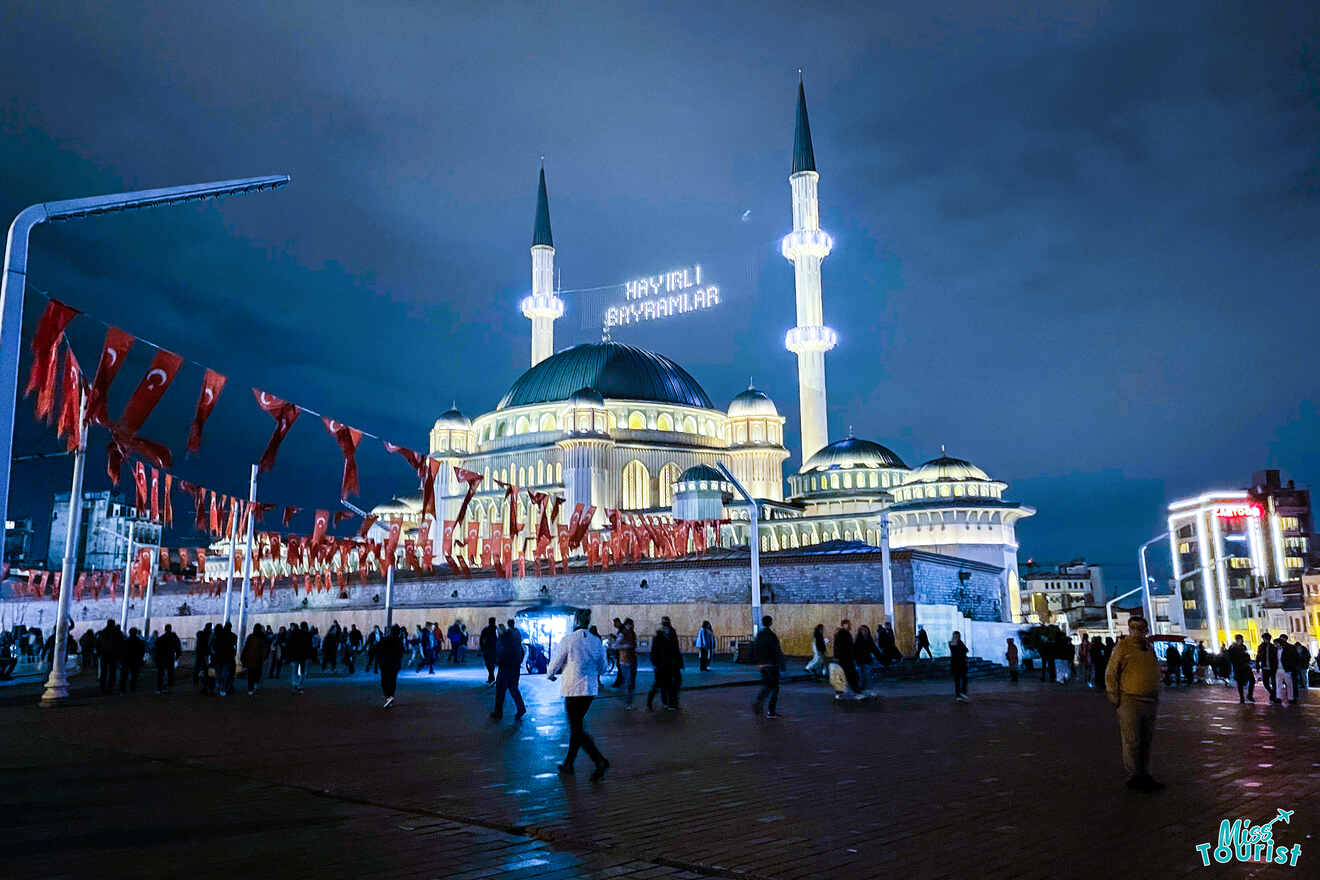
[222, 508, 236, 627]
[119, 520, 135, 628]
[384, 563, 395, 629]
[142, 530, 161, 637]
[880, 512, 894, 625]
[236, 464, 257, 654]
[40, 396, 87, 704]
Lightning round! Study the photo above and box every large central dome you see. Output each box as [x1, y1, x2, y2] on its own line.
[497, 342, 714, 410]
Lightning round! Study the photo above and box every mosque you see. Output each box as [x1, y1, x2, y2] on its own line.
[374, 82, 1034, 627]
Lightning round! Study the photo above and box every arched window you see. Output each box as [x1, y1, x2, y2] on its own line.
[830, 473, 840, 490]
[514, 415, 530, 434]
[500, 467, 508, 484]
[495, 421, 507, 437]
[656, 413, 674, 431]
[539, 412, 557, 432]
[734, 423, 747, 444]
[657, 463, 681, 508]
[518, 466, 526, 485]
[628, 411, 646, 430]
[843, 473, 852, 489]
[621, 460, 650, 510]
[555, 462, 562, 483]
[681, 415, 697, 433]
[869, 472, 878, 488]
[537, 460, 545, 484]
[702, 420, 715, 436]
[607, 411, 617, 432]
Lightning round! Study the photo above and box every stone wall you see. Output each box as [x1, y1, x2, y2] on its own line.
[1, 546, 1008, 659]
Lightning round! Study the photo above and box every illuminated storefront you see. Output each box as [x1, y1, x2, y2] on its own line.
[1167, 493, 1268, 651]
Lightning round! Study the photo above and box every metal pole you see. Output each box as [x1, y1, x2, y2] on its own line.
[119, 520, 135, 628]
[237, 464, 257, 654]
[0, 175, 289, 556]
[384, 564, 395, 629]
[1138, 533, 1167, 630]
[40, 398, 87, 704]
[142, 530, 161, 637]
[714, 463, 760, 636]
[1106, 586, 1144, 638]
[222, 507, 237, 627]
[880, 512, 894, 624]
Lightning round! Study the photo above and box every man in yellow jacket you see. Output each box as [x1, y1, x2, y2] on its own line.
[1104, 615, 1164, 792]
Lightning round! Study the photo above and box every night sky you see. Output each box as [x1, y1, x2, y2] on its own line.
[2, 1, 1317, 581]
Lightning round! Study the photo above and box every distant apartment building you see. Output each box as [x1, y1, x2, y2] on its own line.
[4, 517, 35, 565]
[47, 491, 161, 573]
[1020, 561, 1104, 625]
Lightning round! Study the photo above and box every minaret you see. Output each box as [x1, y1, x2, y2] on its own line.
[521, 163, 563, 366]
[781, 78, 836, 463]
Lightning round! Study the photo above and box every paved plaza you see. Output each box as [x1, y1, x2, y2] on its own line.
[2, 661, 1317, 879]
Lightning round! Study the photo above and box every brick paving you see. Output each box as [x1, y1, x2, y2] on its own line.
[2, 662, 1317, 878]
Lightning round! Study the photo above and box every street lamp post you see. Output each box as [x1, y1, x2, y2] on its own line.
[715, 463, 761, 636]
[0, 175, 290, 558]
[1138, 532, 1168, 629]
[119, 520, 136, 629]
[236, 464, 258, 654]
[40, 397, 86, 704]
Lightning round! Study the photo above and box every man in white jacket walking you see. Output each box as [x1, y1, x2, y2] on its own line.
[548, 608, 610, 781]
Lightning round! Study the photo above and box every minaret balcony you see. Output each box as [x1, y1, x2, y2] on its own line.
[785, 324, 837, 354]
[521, 293, 564, 320]
[781, 229, 832, 262]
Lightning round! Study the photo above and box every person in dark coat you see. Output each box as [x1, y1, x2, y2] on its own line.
[119, 627, 145, 693]
[290, 621, 312, 694]
[78, 627, 98, 677]
[1227, 634, 1255, 703]
[153, 624, 182, 694]
[96, 620, 123, 695]
[853, 625, 878, 689]
[833, 620, 860, 692]
[1181, 641, 1197, 685]
[213, 622, 237, 696]
[377, 624, 405, 707]
[1256, 633, 1279, 702]
[751, 616, 786, 717]
[1164, 643, 1182, 686]
[491, 619, 527, 720]
[480, 617, 499, 685]
[950, 630, 970, 701]
[646, 617, 684, 710]
[321, 623, 340, 673]
[241, 624, 270, 695]
[915, 625, 933, 660]
[194, 623, 212, 690]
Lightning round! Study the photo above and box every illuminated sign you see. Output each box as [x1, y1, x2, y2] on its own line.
[1213, 503, 1260, 519]
[604, 264, 719, 328]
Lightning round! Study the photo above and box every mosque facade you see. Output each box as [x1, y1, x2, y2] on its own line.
[376, 82, 1034, 627]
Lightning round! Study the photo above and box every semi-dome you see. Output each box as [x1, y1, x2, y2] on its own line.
[568, 386, 605, 408]
[904, 453, 990, 484]
[800, 437, 907, 473]
[434, 405, 471, 428]
[497, 342, 714, 410]
[728, 385, 778, 418]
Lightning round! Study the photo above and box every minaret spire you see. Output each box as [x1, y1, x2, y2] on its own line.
[522, 161, 563, 366]
[782, 77, 836, 464]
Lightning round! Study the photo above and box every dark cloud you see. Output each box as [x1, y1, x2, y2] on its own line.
[2, 0, 1317, 576]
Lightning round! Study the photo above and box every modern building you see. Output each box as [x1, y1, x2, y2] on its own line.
[1249, 469, 1311, 584]
[47, 491, 160, 574]
[371, 80, 1034, 635]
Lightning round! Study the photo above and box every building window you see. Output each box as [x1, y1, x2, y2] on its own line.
[657, 413, 674, 431]
[750, 422, 764, 443]
[607, 412, 617, 432]
[622, 460, 650, 510]
[555, 462, 562, 483]
[657, 463, 680, 508]
[681, 415, 697, 433]
[842, 473, 852, 489]
[539, 413, 557, 432]
[518, 466, 526, 485]
[734, 423, 747, 444]
[628, 412, 646, 430]
[830, 474, 840, 490]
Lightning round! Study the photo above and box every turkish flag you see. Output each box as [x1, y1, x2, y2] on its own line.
[489, 523, 504, 572]
[253, 389, 301, 473]
[56, 347, 84, 452]
[454, 466, 483, 525]
[586, 530, 601, 567]
[566, 503, 584, 544]
[442, 520, 456, 556]
[162, 473, 174, 528]
[282, 505, 302, 527]
[556, 523, 571, 564]
[24, 299, 80, 421]
[495, 481, 522, 536]
[383, 519, 402, 568]
[421, 458, 441, 519]
[357, 514, 378, 538]
[403, 539, 420, 571]
[465, 521, 480, 563]
[85, 326, 134, 426]
[133, 461, 148, 511]
[150, 467, 160, 522]
[570, 506, 596, 548]
[383, 440, 426, 476]
[322, 418, 364, 499]
[693, 520, 708, 555]
[333, 510, 355, 527]
[209, 491, 220, 535]
[118, 349, 184, 435]
[312, 509, 330, 546]
[186, 368, 227, 455]
[103, 428, 172, 486]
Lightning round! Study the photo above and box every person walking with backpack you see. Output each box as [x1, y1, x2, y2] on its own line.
[751, 616, 785, 718]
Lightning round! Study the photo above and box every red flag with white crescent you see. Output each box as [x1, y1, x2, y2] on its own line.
[209, 491, 220, 535]
[453, 466, 483, 525]
[282, 505, 301, 527]
[133, 462, 148, 512]
[56, 346, 84, 451]
[556, 523, 571, 564]
[333, 510, 355, 527]
[253, 389, 301, 473]
[24, 299, 80, 421]
[118, 349, 183, 435]
[149, 467, 160, 522]
[383, 519, 402, 568]
[186, 368, 227, 455]
[383, 440, 426, 476]
[570, 506, 595, 548]
[311, 509, 330, 546]
[162, 473, 174, 528]
[465, 521, 480, 562]
[586, 530, 601, 567]
[357, 514, 378, 538]
[442, 520, 456, 557]
[421, 458, 441, 519]
[322, 417, 364, 499]
[566, 503, 583, 543]
[85, 326, 134, 427]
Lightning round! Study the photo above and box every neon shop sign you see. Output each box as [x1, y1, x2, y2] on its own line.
[604, 264, 720, 328]
[1213, 504, 1260, 519]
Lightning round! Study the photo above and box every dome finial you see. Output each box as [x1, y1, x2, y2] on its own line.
[748, 376, 755, 390]
[940, 443, 946, 455]
[847, 425, 854, 438]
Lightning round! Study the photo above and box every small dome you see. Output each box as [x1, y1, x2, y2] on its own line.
[434, 406, 471, 429]
[903, 453, 990, 485]
[679, 464, 725, 484]
[728, 386, 778, 418]
[569, 386, 605, 408]
[801, 437, 907, 473]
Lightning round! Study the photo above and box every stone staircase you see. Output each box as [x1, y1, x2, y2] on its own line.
[863, 656, 1007, 683]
